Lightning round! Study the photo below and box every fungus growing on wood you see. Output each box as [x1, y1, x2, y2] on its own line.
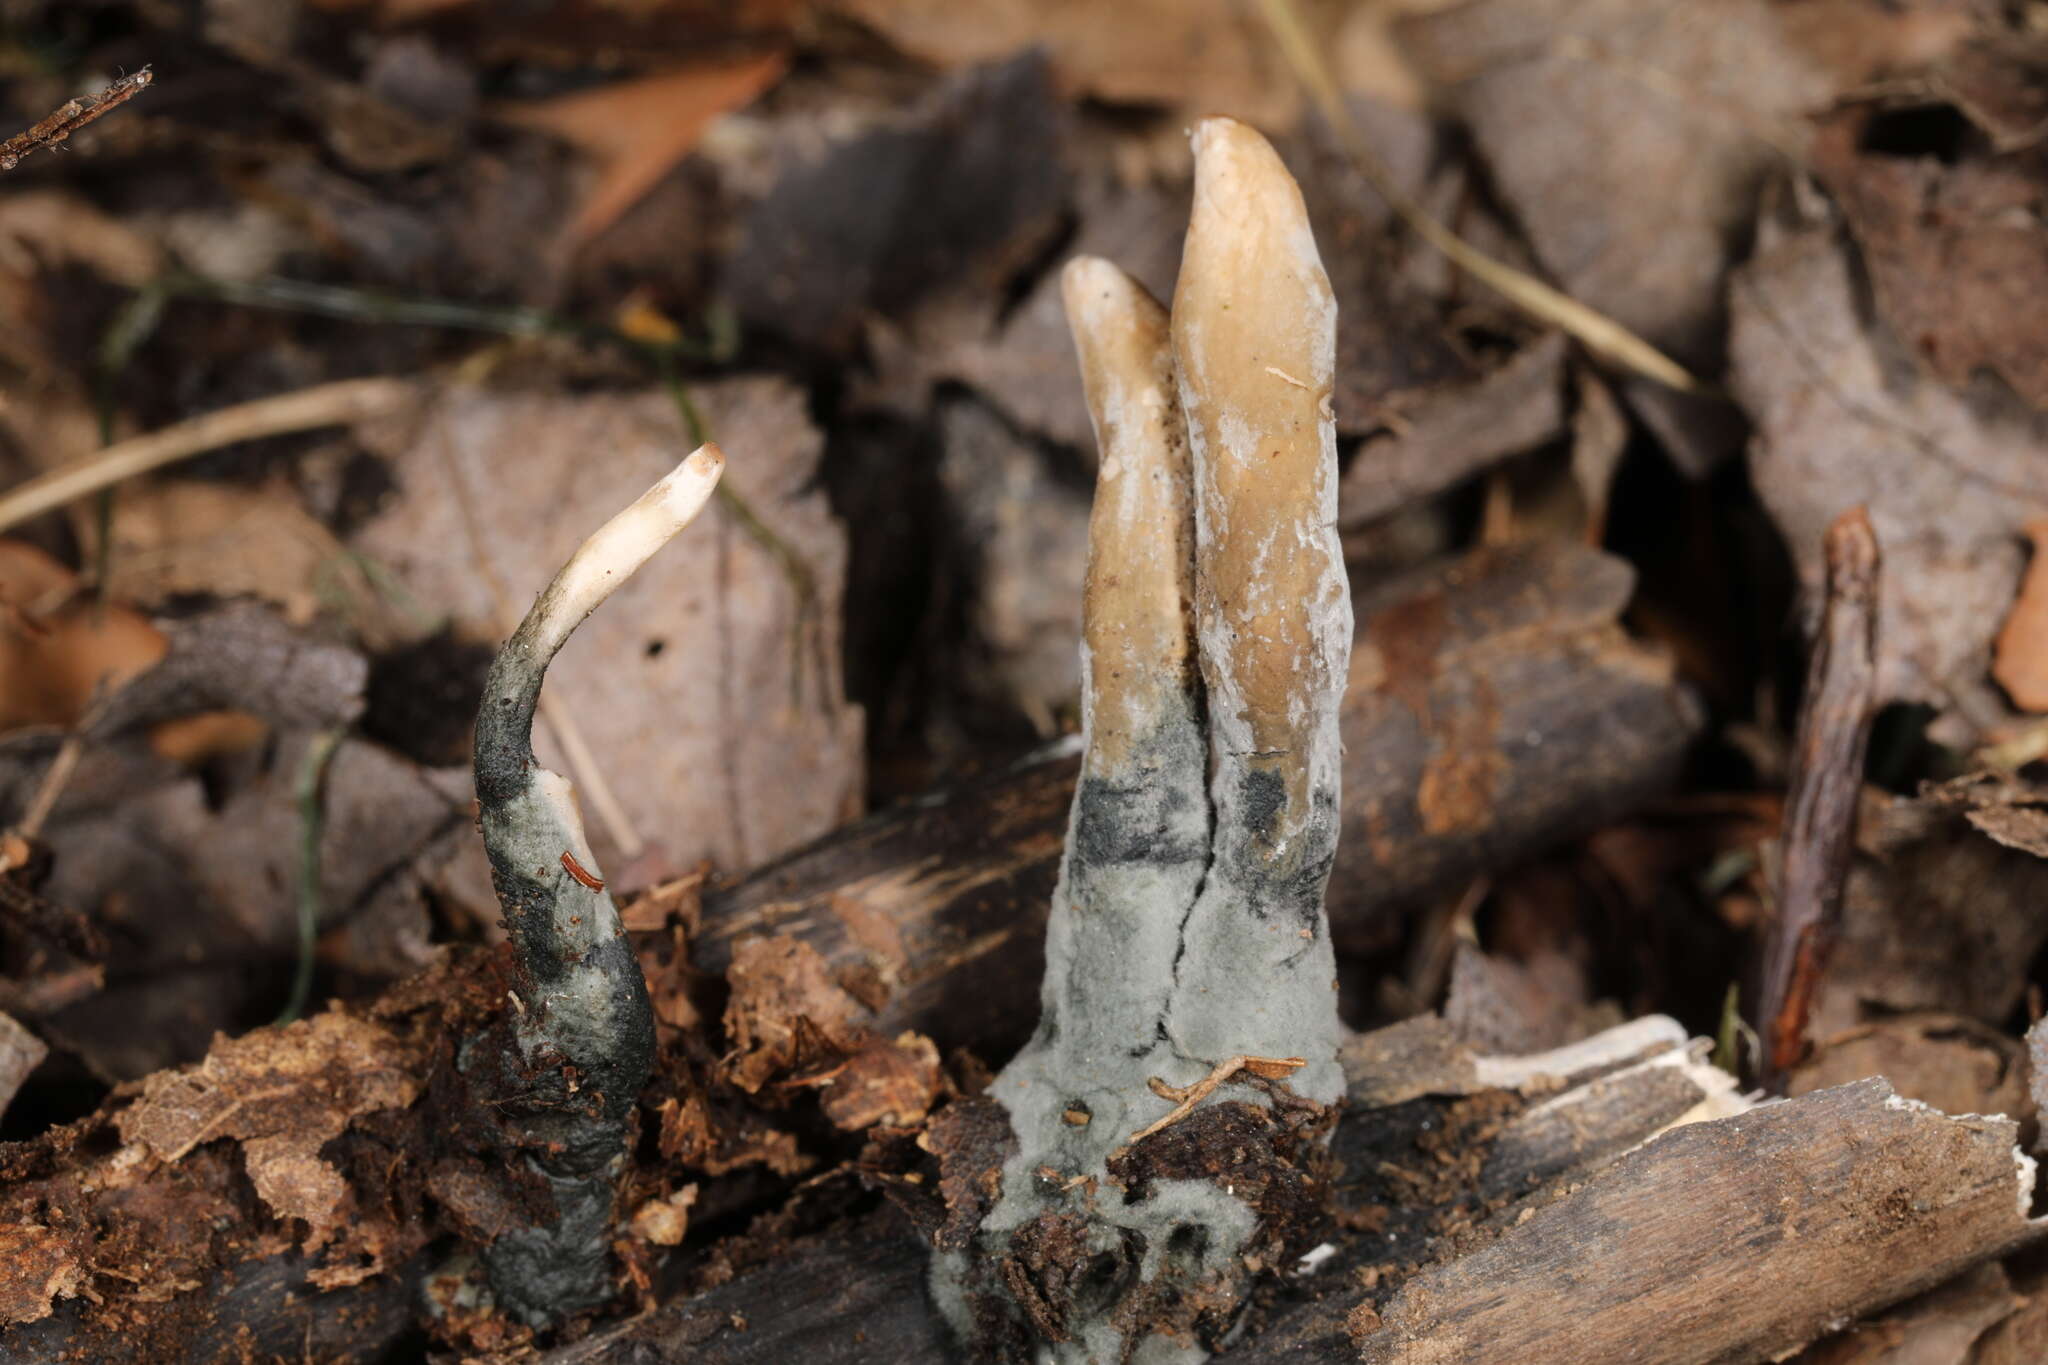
[933, 117, 1348, 1361]
[470, 444, 724, 1323]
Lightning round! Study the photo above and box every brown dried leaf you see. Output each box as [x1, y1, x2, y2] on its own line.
[1789, 1015, 2029, 1124]
[352, 377, 864, 874]
[1731, 205, 2048, 717]
[1338, 333, 1568, 527]
[630, 1184, 699, 1247]
[497, 53, 786, 247]
[1401, 0, 1833, 474]
[656, 1092, 811, 1176]
[1817, 115, 2048, 411]
[0, 1011, 45, 1120]
[89, 480, 376, 628]
[830, 0, 1310, 126]
[1442, 940, 1618, 1056]
[115, 1011, 421, 1245]
[1814, 785, 2048, 1036]
[936, 398, 1093, 730]
[727, 54, 1067, 356]
[1996, 524, 2048, 711]
[722, 933, 867, 1093]
[0, 541, 166, 732]
[816, 1031, 943, 1131]
[0, 1223, 85, 1327]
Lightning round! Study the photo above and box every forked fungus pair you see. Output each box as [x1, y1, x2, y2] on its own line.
[932, 117, 1350, 1361]
[469, 116, 1345, 1360]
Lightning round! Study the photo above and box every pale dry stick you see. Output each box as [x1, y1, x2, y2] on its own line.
[0, 377, 417, 535]
[14, 733, 85, 840]
[1255, 0, 1707, 397]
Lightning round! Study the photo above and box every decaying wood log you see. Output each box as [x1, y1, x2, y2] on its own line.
[1327, 1080, 2044, 1363]
[540, 1013, 1730, 1363]
[8, 998, 2034, 1364]
[539, 1016, 2044, 1365]
[696, 537, 1700, 1054]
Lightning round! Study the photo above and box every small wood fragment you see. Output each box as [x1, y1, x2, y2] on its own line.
[0, 68, 152, 173]
[1126, 1054, 1307, 1144]
[1758, 507, 1880, 1090]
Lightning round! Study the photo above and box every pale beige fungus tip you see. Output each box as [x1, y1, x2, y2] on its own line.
[1171, 117, 1344, 854]
[1062, 257, 1197, 776]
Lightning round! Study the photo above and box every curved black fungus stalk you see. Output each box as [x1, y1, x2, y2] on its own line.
[471, 444, 725, 1324]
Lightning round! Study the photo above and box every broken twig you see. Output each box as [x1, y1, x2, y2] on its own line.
[1758, 507, 1880, 1090]
[1254, 0, 1706, 396]
[0, 68, 152, 173]
[1128, 1055, 1306, 1145]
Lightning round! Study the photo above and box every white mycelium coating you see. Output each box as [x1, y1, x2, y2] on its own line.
[944, 121, 1349, 1364]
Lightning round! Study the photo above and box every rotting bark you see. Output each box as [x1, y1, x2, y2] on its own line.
[694, 536, 1699, 1058]
[1330, 1079, 2045, 1364]
[468, 445, 725, 1323]
[1758, 507, 1880, 1091]
[929, 118, 1351, 1363]
[580, 1028, 2033, 1365]
[534, 1014, 1732, 1365]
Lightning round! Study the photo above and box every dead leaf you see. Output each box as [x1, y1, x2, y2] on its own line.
[814, 1031, 943, 1130]
[620, 866, 708, 934]
[0, 1010, 45, 1121]
[0, 541, 166, 733]
[630, 1183, 699, 1246]
[722, 933, 866, 1093]
[116, 1011, 422, 1247]
[1443, 940, 1619, 1055]
[352, 376, 864, 875]
[829, 0, 1312, 127]
[1973, 1258, 2048, 1365]
[1339, 333, 1568, 526]
[1792, 1262, 2022, 1365]
[941, 174, 1187, 455]
[1400, 0, 1834, 475]
[1789, 1015, 2029, 1124]
[89, 480, 373, 627]
[724, 53, 1067, 354]
[1811, 785, 2048, 1038]
[936, 398, 1092, 733]
[0, 1223, 85, 1327]
[656, 1092, 811, 1176]
[1730, 200, 2048, 719]
[1994, 522, 2048, 711]
[497, 52, 787, 247]
[1815, 111, 2048, 412]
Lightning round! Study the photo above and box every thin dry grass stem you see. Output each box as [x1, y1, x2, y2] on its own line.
[1254, 0, 1707, 397]
[0, 378, 418, 535]
[15, 732, 84, 840]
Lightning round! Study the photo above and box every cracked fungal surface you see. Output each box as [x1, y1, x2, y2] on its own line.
[932, 119, 1349, 1363]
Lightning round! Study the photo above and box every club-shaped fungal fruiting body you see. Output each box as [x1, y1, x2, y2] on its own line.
[932, 118, 1350, 1362]
[470, 444, 724, 1324]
